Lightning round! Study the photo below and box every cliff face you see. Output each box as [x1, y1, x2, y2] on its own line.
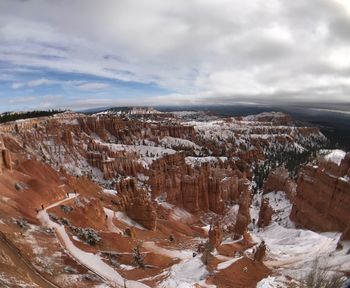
[0, 138, 12, 173]
[111, 178, 157, 230]
[291, 152, 350, 239]
[78, 116, 196, 144]
[125, 198, 157, 230]
[148, 154, 248, 214]
[263, 167, 296, 199]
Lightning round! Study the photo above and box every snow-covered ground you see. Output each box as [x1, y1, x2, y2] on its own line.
[142, 242, 193, 260]
[114, 211, 146, 230]
[159, 136, 201, 151]
[252, 222, 350, 281]
[159, 202, 194, 223]
[323, 149, 346, 165]
[94, 140, 176, 168]
[102, 189, 118, 196]
[217, 256, 243, 270]
[263, 191, 294, 228]
[158, 256, 209, 288]
[249, 189, 350, 284]
[185, 156, 227, 168]
[103, 208, 123, 234]
[256, 275, 292, 288]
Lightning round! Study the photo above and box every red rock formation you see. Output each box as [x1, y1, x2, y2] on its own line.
[209, 222, 223, 248]
[62, 130, 73, 146]
[77, 116, 196, 144]
[257, 199, 273, 228]
[87, 152, 115, 179]
[291, 155, 350, 238]
[62, 197, 108, 230]
[234, 181, 252, 235]
[263, 167, 296, 199]
[113, 178, 157, 230]
[125, 198, 157, 230]
[341, 223, 350, 241]
[0, 147, 12, 172]
[148, 154, 248, 214]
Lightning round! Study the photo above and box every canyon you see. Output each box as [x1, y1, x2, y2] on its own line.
[0, 108, 348, 287]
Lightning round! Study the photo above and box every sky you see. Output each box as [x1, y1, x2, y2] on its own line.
[0, 0, 350, 112]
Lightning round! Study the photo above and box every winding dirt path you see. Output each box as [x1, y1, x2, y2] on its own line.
[37, 195, 149, 288]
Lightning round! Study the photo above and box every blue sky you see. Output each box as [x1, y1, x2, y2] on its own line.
[1, 0, 350, 112]
[0, 66, 171, 111]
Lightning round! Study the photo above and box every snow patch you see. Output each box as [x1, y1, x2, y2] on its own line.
[324, 149, 346, 165]
[102, 189, 118, 196]
[263, 191, 294, 228]
[143, 242, 193, 260]
[217, 256, 243, 270]
[252, 222, 350, 280]
[114, 211, 145, 230]
[159, 257, 209, 288]
[185, 156, 227, 168]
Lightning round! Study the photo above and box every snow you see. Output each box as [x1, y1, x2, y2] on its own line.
[201, 225, 211, 233]
[256, 276, 286, 288]
[102, 189, 118, 196]
[340, 175, 350, 182]
[119, 264, 135, 271]
[159, 257, 209, 288]
[37, 197, 149, 288]
[114, 211, 146, 230]
[185, 156, 227, 168]
[197, 280, 217, 288]
[244, 112, 287, 122]
[217, 256, 243, 270]
[94, 140, 176, 157]
[249, 173, 350, 286]
[221, 235, 243, 245]
[143, 242, 193, 260]
[252, 222, 350, 280]
[159, 136, 201, 151]
[103, 208, 123, 233]
[72, 235, 82, 242]
[263, 191, 294, 228]
[93, 140, 176, 168]
[222, 204, 239, 228]
[249, 192, 262, 229]
[169, 207, 194, 223]
[158, 202, 194, 223]
[324, 149, 346, 165]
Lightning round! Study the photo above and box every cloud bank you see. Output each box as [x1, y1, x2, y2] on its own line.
[0, 0, 350, 111]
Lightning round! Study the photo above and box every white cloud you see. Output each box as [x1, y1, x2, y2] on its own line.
[11, 82, 24, 89]
[27, 78, 56, 87]
[8, 96, 37, 104]
[75, 82, 110, 90]
[11, 78, 57, 89]
[1, 0, 350, 106]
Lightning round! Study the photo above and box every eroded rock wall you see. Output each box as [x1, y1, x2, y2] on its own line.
[291, 154, 350, 239]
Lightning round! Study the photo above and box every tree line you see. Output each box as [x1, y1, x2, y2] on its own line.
[0, 109, 65, 124]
